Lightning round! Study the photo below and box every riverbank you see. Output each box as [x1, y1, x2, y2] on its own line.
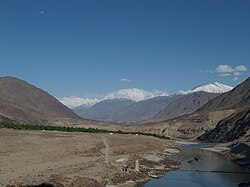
[201, 142, 250, 169]
[225, 142, 250, 169]
[0, 128, 180, 187]
[141, 142, 250, 187]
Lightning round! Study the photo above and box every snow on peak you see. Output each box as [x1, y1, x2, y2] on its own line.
[58, 83, 233, 108]
[58, 88, 168, 108]
[179, 82, 233, 95]
[104, 88, 168, 102]
[58, 96, 100, 109]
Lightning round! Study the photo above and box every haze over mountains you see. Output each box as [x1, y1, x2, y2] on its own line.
[73, 82, 232, 123]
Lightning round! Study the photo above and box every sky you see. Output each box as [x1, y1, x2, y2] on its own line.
[0, 0, 249, 99]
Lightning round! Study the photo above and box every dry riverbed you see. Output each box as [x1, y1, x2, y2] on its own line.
[0, 128, 180, 187]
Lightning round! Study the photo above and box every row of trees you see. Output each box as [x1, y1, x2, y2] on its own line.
[0, 122, 170, 140]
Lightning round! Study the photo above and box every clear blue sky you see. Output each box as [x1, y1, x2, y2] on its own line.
[0, 0, 249, 97]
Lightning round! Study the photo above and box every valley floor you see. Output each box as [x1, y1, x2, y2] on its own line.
[0, 128, 177, 187]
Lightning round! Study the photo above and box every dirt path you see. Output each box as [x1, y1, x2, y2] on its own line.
[101, 136, 109, 164]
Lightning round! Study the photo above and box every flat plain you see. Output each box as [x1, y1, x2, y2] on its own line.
[0, 128, 173, 187]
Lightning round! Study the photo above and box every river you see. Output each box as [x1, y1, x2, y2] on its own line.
[141, 143, 250, 187]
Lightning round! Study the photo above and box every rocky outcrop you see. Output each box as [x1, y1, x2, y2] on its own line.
[227, 142, 250, 169]
[198, 110, 250, 142]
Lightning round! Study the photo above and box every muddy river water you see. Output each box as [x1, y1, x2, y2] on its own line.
[141, 143, 250, 187]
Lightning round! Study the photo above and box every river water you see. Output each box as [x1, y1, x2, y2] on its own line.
[141, 143, 250, 187]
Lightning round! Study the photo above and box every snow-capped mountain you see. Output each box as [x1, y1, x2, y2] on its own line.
[179, 82, 233, 95]
[59, 83, 233, 109]
[58, 96, 100, 109]
[59, 88, 168, 108]
[104, 88, 168, 102]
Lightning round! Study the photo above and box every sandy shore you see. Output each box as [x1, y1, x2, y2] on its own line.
[176, 140, 198, 145]
[201, 145, 229, 152]
[0, 128, 178, 187]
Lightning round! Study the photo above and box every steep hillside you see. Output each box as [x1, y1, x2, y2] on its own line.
[178, 77, 249, 140]
[197, 77, 250, 111]
[130, 77, 250, 140]
[153, 92, 219, 121]
[0, 76, 80, 124]
[198, 109, 250, 142]
[196, 77, 250, 142]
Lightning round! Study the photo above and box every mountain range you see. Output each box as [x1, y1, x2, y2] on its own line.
[0, 75, 249, 145]
[60, 82, 232, 109]
[73, 82, 231, 123]
[103, 88, 168, 102]
[73, 98, 135, 121]
[127, 77, 250, 142]
[59, 88, 168, 109]
[103, 95, 183, 123]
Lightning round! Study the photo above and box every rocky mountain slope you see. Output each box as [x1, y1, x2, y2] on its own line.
[0, 76, 81, 124]
[74, 95, 183, 123]
[198, 109, 250, 142]
[197, 77, 250, 142]
[73, 98, 135, 121]
[197, 78, 250, 112]
[152, 92, 219, 122]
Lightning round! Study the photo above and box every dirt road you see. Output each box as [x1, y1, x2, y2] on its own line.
[101, 136, 110, 164]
